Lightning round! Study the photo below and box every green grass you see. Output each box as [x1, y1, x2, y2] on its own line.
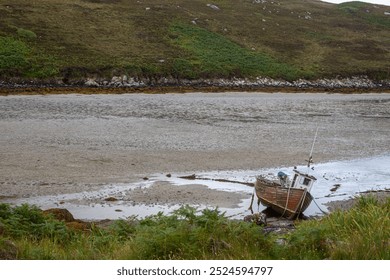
[338, 1, 369, 13]
[282, 196, 390, 259]
[338, 1, 390, 28]
[16, 28, 37, 40]
[169, 23, 304, 80]
[0, 37, 29, 73]
[0, 36, 59, 78]
[1, 196, 389, 260]
[0, 204, 275, 259]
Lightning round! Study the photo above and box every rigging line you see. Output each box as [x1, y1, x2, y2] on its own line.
[307, 126, 319, 168]
[312, 197, 329, 215]
[310, 127, 319, 158]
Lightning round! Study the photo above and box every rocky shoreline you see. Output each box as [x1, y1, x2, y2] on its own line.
[1, 75, 389, 95]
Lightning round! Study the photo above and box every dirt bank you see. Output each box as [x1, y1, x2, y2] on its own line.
[1, 85, 390, 96]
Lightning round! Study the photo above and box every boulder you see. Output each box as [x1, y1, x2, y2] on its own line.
[207, 4, 220, 10]
[85, 78, 99, 87]
[244, 212, 267, 226]
[43, 208, 75, 222]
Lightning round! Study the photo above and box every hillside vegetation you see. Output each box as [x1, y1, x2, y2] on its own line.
[0, 0, 389, 83]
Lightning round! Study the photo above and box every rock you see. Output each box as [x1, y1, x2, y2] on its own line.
[111, 76, 121, 82]
[66, 221, 91, 232]
[43, 208, 75, 222]
[123, 77, 145, 87]
[330, 184, 341, 192]
[0, 239, 18, 260]
[207, 4, 220, 10]
[110, 76, 123, 87]
[3, 73, 387, 93]
[104, 197, 118, 202]
[179, 174, 196, 180]
[244, 212, 267, 226]
[85, 78, 99, 87]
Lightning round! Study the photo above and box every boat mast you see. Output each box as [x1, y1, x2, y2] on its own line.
[306, 127, 319, 169]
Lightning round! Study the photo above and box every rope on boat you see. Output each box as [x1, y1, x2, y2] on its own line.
[248, 188, 256, 214]
[281, 185, 292, 218]
[311, 197, 329, 215]
[294, 188, 308, 220]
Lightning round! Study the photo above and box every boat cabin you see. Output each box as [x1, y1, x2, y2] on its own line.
[290, 170, 317, 191]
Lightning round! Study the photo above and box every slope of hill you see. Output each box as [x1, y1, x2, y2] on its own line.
[0, 0, 389, 89]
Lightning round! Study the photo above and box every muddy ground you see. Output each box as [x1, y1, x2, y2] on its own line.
[0, 92, 389, 215]
[325, 190, 390, 212]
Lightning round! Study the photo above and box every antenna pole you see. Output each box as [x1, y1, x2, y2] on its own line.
[307, 127, 319, 168]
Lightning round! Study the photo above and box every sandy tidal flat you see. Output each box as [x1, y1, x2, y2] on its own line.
[0, 92, 389, 219]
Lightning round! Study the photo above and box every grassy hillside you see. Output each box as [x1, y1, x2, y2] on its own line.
[0, 0, 389, 82]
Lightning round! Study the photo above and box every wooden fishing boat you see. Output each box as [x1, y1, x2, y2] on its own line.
[250, 128, 320, 219]
[254, 169, 316, 219]
[250, 129, 321, 219]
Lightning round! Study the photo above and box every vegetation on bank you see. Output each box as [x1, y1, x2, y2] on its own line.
[0, 196, 389, 260]
[0, 0, 389, 82]
[0, 36, 59, 78]
[169, 23, 305, 80]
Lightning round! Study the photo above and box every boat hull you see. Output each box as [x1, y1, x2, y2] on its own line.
[255, 177, 313, 219]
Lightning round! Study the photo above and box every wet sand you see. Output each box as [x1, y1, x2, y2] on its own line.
[121, 181, 247, 209]
[325, 190, 390, 212]
[0, 92, 389, 215]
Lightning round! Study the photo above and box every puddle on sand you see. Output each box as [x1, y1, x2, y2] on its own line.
[3, 155, 390, 221]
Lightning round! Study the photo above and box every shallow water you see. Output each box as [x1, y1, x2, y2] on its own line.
[5, 155, 390, 220]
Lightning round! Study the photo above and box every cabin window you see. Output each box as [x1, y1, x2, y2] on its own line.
[302, 178, 311, 186]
